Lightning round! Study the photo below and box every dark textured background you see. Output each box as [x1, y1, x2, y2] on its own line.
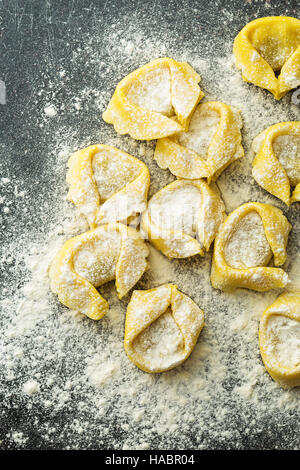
[0, 0, 299, 450]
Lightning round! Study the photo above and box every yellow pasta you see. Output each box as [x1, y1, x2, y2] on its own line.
[141, 179, 225, 259]
[154, 101, 244, 182]
[49, 223, 149, 320]
[211, 202, 291, 292]
[252, 122, 300, 206]
[259, 292, 300, 388]
[124, 284, 204, 373]
[67, 144, 150, 228]
[102, 57, 204, 140]
[233, 16, 300, 99]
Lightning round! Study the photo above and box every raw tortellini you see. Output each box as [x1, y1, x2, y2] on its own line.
[67, 144, 150, 228]
[49, 223, 149, 320]
[252, 122, 300, 206]
[154, 101, 244, 182]
[141, 179, 226, 259]
[211, 202, 291, 292]
[102, 57, 204, 140]
[233, 16, 300, 100]
[124, 284, 205, 373]
[259, 292, 300, 388]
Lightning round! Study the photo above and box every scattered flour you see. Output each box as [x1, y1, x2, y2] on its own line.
[23, 380, 40, 396]
[44, 104, 57, 117]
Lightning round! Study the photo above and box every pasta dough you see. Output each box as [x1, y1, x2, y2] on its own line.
[124, 284, 205, 373]
[141, 179, 226, 259]
[102, 57, 204, 140]
[67, 144, 150, 228]
[233, 16, 300, 100]
[154, 101, 244, 182]
[49, 223, 149, 320]
[259, 293, 300, 388]
[211, 202, 291, 292]
[252, 122, 300, 205]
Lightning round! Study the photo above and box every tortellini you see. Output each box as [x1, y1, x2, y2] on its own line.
[252, 122, 300, 206]
[49, 223, 149, 320]
[154, 101, 244, 182]
[67, 144, 150, 228]
[124, 284, 205, 373]
[211, 202, 291, 292]
[141, 179, 226, 259]
[102, 57, 204, 140]
[259, 292, 300, 388]
[233, 16, 300, 100]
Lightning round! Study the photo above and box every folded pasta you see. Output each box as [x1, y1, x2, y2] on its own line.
[124, 284, 205, 373]
[141, 179, 226, 259]
[67, 144, 150, 228]
[49, 223, 149, 320]
[259, 292, 300, 388]
[252, 122, 300, 206]
[233, 16, 300, 100]
[102, 57, 204, 140]
[211, 202, 291, 292]
[154, 101, 244, 182]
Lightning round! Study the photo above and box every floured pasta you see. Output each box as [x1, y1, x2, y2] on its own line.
[233, 16, 300, 100]
[211, 202, 291, 292]
[224, 212, 273, 269]
[124, 284, 205, 373]
[252, 122, 300, 205]
[259, 292, 300, 388]
[67, 145, 150, 228]
[154, 101, 244, 182]
[102, 57, 204, 140]
[141, 179, 226, 259]
[49, 223, 149, 320]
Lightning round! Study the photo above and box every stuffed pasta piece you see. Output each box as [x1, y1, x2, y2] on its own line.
[211, 202, 291, 292]
[124, 284, 205, 373]
[259, 292, 300, 388]
[102, 57, 204, 140]
[252, 122, 300, 206]
[154, 101, 244, 182]
[233, 16, 300, 100]
[141, 179, 226, 259]
[49, 223, 149, 320]
[67, 144, 150, 228]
